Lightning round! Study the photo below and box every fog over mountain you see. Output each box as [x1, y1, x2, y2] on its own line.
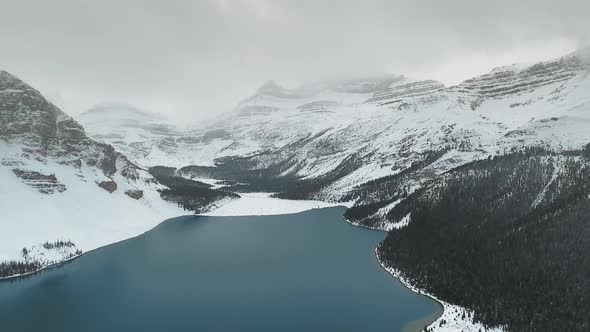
[0, 0, 588, 121]
[4, 2, 590, 331]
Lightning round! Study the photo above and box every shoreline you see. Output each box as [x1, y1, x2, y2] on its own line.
[0, 219, 178, 281]
[343, 217, 445, 332]
[2, 201, 458, 332]
[0, 223, 174, 281]
[0, 253, 82, 281]
[374, 248, 444, 332]
[0, 197, 338, 281]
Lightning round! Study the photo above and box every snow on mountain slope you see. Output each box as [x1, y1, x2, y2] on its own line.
[78, 102, 241, 168]
[211, 51, 590, 191]
[78, 102, 176, 142]
[76, 51, 590, 204]
[0, 71, 185, 265]
[76, 102, 196, 167]
[0, 144, 182, 261]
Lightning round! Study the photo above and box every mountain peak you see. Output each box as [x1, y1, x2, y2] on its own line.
[256, 80, 284, 95]
[253, 74, 404, 100]
[300, 74, 405, 94]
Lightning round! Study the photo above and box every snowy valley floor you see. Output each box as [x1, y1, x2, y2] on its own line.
[202, 192, 342, 216]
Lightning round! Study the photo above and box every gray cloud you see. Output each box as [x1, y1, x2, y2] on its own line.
[0, 0, 588, 122]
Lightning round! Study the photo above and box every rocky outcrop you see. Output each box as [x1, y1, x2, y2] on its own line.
[0, 70, 143, 180]
[125, 189, 143, 200]
[57, 118, 86, 140]
[97, 180, 117, 193]
[452, 54, 584, 99]
[254, 75, 404, 100]
[12, 169, 66, 194]
[365, 79, 445, 105]
[297, 101, 340, 113]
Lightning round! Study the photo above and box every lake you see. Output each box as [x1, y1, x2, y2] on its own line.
[0, 207, 440, 331]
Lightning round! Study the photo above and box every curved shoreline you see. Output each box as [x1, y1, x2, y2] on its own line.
[374, 248, 444, 332]
[343, 217, 445, 332]
[3, 206, 445, 332]
[0, 254, 82, 281]
[0, 220, 172, 282]
[1, 194, 341, 280]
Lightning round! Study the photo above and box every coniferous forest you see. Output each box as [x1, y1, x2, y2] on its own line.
[0, 240, 82, 278]
[149, 166, 240, 213]
[373, 147, 590, 331]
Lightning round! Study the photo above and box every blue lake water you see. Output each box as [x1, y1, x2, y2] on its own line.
[0, 207, 439, 331]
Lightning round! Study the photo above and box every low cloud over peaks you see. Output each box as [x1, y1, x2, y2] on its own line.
[0, 0, 587, 120]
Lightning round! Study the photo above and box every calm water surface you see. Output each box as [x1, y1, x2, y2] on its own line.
[0, 207, 438, 331]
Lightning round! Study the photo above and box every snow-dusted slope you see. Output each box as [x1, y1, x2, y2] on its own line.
[78, 102, 177, 142]
[77, 103, 195, 167]
[224, 51, 589, 177]
[79, 51, 590, 204]
[78, 103, 240, 168]
[0, 71, 185, 265]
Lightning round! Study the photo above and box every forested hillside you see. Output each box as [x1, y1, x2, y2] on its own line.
[149, 166, 240, 213]
[175, 152, 362, 200]
[374, 147, 590, 331]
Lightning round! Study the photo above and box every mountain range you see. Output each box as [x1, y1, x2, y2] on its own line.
[2, 49, 590, 330]
[79, 49, 590, 205]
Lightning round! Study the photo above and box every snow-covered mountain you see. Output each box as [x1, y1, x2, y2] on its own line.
[4, 49, 590, 330]
[0, 70, 186, 270]
[78, 102, 177, 141]
[78, 102, 239, 168]
[79, 50, 590, 203]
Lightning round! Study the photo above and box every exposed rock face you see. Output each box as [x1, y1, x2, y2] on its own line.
[452, 54, 584, 99]
[97, 180, 117, 193]
[12, 169, 66, 194]
[201, 129, 230, 142]
[236, 105, 280, 117]
[297, 101, 340, 113]
[365, 80, 444, 105]
[57, 119, 86, 140]
[254, 76, 404, 99]
[125, 189, 143, 200]
[0, 71, 59, 149]
[0, 70, 141, 180]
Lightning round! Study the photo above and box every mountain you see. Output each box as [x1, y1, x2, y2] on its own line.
[81, 51, 590, 201]
[74, 50, 590, 330]
[78, 102, 241, 168]
[78, 102, 175, 140]
[210, 51, 589, 194]
[0, 71, 236, 277]
[77, 102, 189, 167]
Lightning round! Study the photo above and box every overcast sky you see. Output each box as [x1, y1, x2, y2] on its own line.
[1, 0, 589, 122]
